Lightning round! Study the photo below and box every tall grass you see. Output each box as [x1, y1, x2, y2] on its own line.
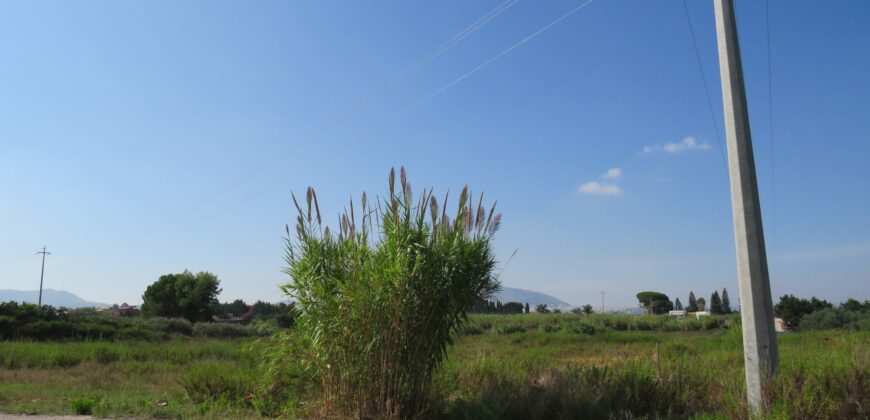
[280, 168, 501, 418]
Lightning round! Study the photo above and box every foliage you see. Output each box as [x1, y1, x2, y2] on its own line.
[710, 291, 722, 314]
[687, 291, 698, 312]
[534, 304, 550, 314]
[0, 338, 257, 418]
[0, 302, 159, 341]
[471, 300, 525, 314]
[280, 168, 501, 418]
[0, 302, 272, 341]
[800, 308, 870, 331]
[192, 322, 265, 338]
[212, 299, 249, 319]
[721, 288, 732, 313]
[252, 301, 296, 328]
[674, 298, 683, 311]
[3, 322, 870, 419]
[141, 270, 222, 322]
[434, 329, 870, 420]
[177, 361, 254, 404]
[840, 298, 870, 313]
[145, 317, 193, 335]
[774, 294, 833, 330]
[69, 396, 98, 415]
[636, 291, 672, 314]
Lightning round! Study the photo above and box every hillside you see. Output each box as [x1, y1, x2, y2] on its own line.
[495, 287, 572, 308]
[0, 289, 108, 308]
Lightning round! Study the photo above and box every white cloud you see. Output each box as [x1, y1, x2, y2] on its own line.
[602, 167, 622, 180]
[579, 167, 624, 196]
[643, 136, 711, 154]
[578, 181, 623, 196]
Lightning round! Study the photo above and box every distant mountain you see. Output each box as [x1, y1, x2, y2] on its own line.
[495, 287, 572, 308]
[0, 289, 108, 308]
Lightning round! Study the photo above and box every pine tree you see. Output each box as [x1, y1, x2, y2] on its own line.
[674, 298, 683, 311]
[721, 288, 731, 313]
[710, 291, 722, 314]
[687, 291, 698, 312]
[524, 302, 530, 314]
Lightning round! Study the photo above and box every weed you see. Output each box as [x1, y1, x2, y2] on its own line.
[69, 396, 97, 415]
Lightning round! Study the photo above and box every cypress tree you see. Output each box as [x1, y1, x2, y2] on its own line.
[687, 291, 698, 312]
[721, 288, 731, 313]
[711, 291, 722, 314]
[674, 298, 684, 311]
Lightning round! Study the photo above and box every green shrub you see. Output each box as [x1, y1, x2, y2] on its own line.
[192, 322, 261, 338]
[459, 325, 484, 335]
[568, 323, 597, 335]
[178, 362, 253, 404]
[280, 168, 501, 418]
[146, 317, 193, 335]
[70, 396, 98, 415]
[496, 325, 526, 335]
[541, 324, 561, 333]
[800, 308, 868, 331]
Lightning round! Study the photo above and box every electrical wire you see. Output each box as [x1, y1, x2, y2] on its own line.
[146, 0, 520, 235]
[766, 0, 777, 252]
[681, 0, 729, 178]
[392, 0, 596, 120]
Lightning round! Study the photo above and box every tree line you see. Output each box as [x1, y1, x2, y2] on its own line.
[140, 269, 293, 326]
[470, 299, 529, 314]
[636, 289, 733, 315]
[774, 295, 870, 330]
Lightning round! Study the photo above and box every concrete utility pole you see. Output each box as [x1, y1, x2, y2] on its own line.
[35, 246, 51, 306]
[713, 0, 779, 413]
[600, 291, 605, 314]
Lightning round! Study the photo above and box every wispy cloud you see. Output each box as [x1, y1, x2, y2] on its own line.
[643, 136, 711, 154]
[602, 167, 622, 180]
[578, 168, 624, 196]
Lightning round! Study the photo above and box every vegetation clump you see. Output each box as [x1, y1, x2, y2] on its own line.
[69, 396, 98, 415]
[141, 270, 222, 322]
[280, 168, 501, 418]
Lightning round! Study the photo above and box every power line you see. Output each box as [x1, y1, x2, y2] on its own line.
[766, 0, 776, 253]
[392, 0, 596, 120]
[680, 0, 729, 177]
[147, 1, 520, 234]
[315, 0, 520, 132]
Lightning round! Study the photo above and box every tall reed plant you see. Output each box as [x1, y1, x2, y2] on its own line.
[281, 168, 501, 418]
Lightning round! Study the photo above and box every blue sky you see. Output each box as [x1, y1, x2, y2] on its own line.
[1, 1, 868, 308]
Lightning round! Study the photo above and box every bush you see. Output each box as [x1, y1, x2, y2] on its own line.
[192, 323, 261, 338]
[459, 325, 484, 335]
[496, 325, 526, 335]
[146, 317, 193, 335]
[280, 169, 501, 418]
[70, 396, 98, 415]
[800, 308, 870, 331]
[178, 362, 253, 404]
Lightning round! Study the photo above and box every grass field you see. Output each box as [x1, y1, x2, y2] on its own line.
[1, 314, 868, 419]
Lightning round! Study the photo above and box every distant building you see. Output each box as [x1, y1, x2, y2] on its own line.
[668, 310, 686, 319]
[693, 311, 710, 319]
[214, 305, 254, 324]
[774, 317, 790, 333]
[112, 306, 140, 317]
